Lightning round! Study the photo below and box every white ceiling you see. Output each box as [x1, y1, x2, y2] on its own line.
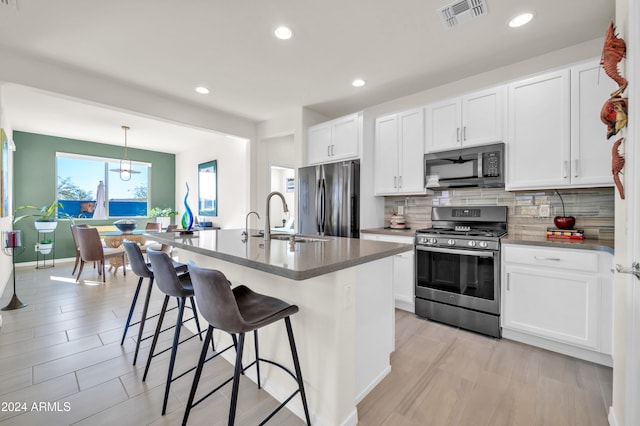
[0, 0, 614, 153]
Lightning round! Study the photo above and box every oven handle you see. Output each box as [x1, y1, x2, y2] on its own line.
[415, 245, 496, 258]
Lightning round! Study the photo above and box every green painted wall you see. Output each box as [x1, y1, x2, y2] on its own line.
[13, 131, 176, 263]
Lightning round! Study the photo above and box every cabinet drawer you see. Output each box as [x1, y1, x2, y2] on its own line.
[503, 245, 598, 272]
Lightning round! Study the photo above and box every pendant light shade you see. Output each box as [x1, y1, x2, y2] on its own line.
[110, 125, 140, 181]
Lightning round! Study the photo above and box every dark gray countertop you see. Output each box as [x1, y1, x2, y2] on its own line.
[148, 229, 412, 280]
[501, 235, 614, 255]
[361, 227, 415, 237]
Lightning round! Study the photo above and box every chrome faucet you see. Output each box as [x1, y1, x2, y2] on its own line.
[242, 211, 260, 238]
[264, 191, 289, 241]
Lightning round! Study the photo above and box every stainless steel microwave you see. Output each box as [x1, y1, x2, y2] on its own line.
[424, 143, 505, 189]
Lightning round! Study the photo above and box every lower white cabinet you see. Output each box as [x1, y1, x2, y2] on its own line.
[361, 233, 414, 312]
[502, 244, 613, 366]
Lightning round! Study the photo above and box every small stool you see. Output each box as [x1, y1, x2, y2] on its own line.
[183, 263, 311, 426]
[144, 249, 204, 415]
[121, 241, 188, 365]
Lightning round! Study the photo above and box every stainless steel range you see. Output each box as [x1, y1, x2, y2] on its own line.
[414, 206, 508, 338]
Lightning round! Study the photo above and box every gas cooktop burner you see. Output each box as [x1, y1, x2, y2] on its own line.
[416, 228, 507, 238]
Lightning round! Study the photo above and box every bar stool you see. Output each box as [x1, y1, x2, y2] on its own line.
[183, 263, 311, 426]
[144, 249, 204, 415]
[121, 241, 188, 365]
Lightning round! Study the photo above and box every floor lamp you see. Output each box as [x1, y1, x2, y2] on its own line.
[2, 230, 27, 310]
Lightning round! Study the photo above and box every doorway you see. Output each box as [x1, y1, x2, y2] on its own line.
[269, 165, 295, 231]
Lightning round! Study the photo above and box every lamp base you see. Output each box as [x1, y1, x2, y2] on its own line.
[2, 294, 27, 311]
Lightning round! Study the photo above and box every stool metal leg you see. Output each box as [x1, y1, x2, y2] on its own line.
[189, 296, 203, 340]
[143, 294, 170, 381]
[229, 332, 245, 426]
[121, 276, 144, 345]
[162, 296, 186, 415]
[285, 317, 311, 425]
[133, 277, 154, 365]
[182, 325, 214, 425]
[254, 329, 261, 388]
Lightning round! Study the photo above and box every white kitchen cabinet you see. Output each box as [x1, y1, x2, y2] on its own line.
[361, 233, 415, 312]
[502, 244, 613, 366]
[374, 108, 425, 195]
[425, 86, 505, 152]
[506, 59, 617, 190]
[307, 112, 361, 165]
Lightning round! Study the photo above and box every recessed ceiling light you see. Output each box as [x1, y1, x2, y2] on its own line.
[195, 86, 210, 94]
[352, 79, 366, 87]
[508, 12, 534, 28]
[274, 26, 293, 40]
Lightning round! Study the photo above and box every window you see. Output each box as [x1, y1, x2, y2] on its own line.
[56, 153, 150, 218]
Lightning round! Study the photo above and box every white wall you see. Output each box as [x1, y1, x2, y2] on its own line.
[255, 135, 295, 230]
[175, 134, 249, 229]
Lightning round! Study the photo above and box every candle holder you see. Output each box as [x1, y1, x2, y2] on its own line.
[2, 230, 27, 310]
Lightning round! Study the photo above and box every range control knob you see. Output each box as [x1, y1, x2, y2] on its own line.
[428, 238, 437, 244]
[479, 241, 488, 248]
[447, 239, 456, 246]
[468, 240, 477, 247]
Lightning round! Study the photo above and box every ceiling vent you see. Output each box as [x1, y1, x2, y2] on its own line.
[439, 0, 488, 29]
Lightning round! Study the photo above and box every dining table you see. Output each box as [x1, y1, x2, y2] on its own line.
[94, 226, 156, 271]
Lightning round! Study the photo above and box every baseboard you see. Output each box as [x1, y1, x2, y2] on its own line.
[608, 406, 617, 426]
[356, 365, 391, 403]
[395, 299, 414, 313]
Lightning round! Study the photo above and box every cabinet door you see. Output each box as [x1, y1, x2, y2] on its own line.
[332, 114, 359, 160]
[308, 123, 332, 165]
[374, 114, 400, 194]
[503, 264, 599, 350]
[507, 70, 571, 189]
[393, 250, 415, 312]
[425, 97, 461, 152]
[398, 108, 425, 194]
[462, 86, 504, 147]
[570, 61, 617, 187]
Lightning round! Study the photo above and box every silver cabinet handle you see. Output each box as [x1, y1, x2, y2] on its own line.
[506, 272, 510, 291]
[327, 145, 330, 156]
[463, 126, 467, 141]
[573, 159, 579, 178]
[331, 145, 335, 156]
[456, 127, 460, 143]
[563, 161, 568, 179]
[398, 176, 402, 188]
[534, 256, 561, 261]
[393, 176, 397, 188]
[616, 262, 640, 280]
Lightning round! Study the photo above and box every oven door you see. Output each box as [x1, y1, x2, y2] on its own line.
[415, 245, 500, 314]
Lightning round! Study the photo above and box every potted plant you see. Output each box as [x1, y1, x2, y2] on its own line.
[148, 207, 178, 229]
[37, 237, 53, 254]
[14, 201, 68, 232]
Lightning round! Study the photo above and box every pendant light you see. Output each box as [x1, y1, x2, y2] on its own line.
[110, 125, 140, 181]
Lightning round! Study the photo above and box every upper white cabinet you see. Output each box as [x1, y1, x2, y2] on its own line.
[374, 108, 425, 195]
[425, 86, 505, 152]
[307, 113, 361, 165]
[506, 59, 617, 190]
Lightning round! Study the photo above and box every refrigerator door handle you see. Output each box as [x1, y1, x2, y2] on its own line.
[320, 179, 326, 234]
[316, 179, 322, 233]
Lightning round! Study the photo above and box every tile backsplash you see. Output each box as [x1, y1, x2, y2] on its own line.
[384, 187, 614, 240]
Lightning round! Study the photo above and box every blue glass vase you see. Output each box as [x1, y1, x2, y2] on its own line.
[181, 182, 194, 231]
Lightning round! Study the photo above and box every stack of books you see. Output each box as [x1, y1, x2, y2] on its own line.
[546, 228, 585, 240]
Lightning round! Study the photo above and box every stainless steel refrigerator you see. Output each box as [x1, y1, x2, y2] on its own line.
[298, 160, 360, 238]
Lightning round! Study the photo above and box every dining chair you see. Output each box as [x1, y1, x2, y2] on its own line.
[69, 223, 88, 276]
[76, 227, 126, 282]
[145, 224, 178, 257]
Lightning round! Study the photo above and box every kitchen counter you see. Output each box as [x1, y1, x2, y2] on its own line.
[360, 227, 415, 237]
[502, 234, 614, 255]
[153, 228, 408, 425]
[148, 228, 411, 280]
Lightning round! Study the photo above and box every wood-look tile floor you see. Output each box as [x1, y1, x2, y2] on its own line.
[0, 261, 611, 425]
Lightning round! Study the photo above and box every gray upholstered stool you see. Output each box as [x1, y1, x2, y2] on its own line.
[144, 249, 204, 415]
[121, 240, 188, 365]
[183, 263, 311, 426]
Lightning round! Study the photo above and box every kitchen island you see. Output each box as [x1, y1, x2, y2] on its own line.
[148, 229, 412, 426]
